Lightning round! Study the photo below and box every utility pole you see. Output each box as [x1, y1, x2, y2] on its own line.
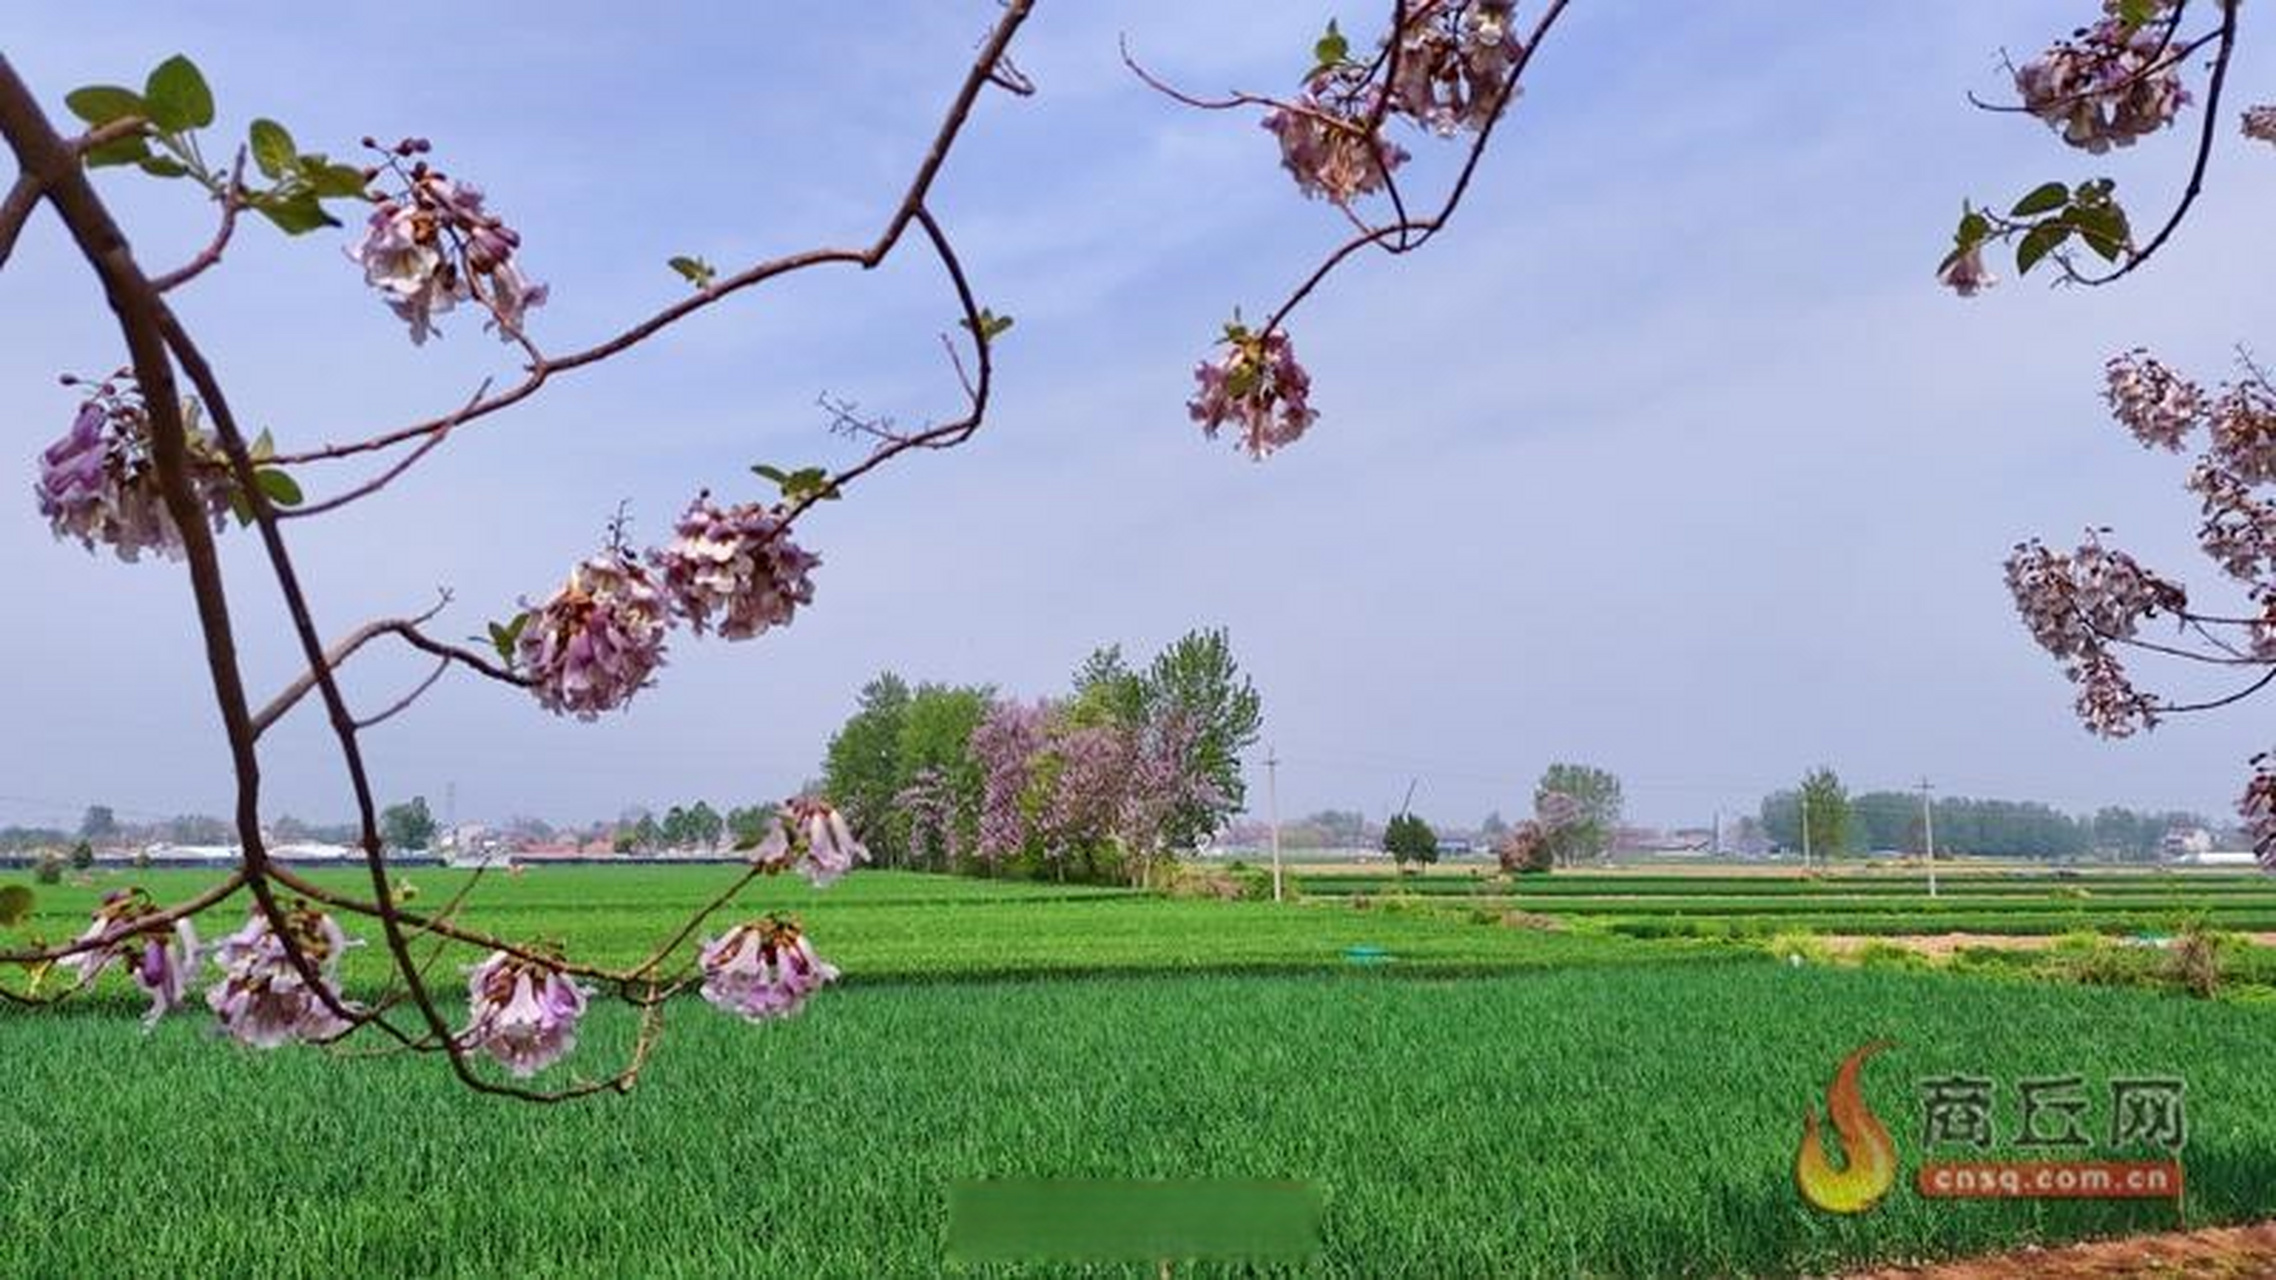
[1266, 746, 1284, 904]
[1919, 777, 1937, 899]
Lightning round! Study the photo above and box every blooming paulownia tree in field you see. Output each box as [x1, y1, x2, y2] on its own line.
[2, 4, 1567, 1097]
[1940, 1, 2276, 865]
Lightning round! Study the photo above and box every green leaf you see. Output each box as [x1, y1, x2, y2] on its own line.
[64, 85, 145, 127]
[0, 884, 31, 927]
[227, 487, 255, 527]
[2016, 221, 2071, 275]
[307, 162, 369, 199]
[136, 155, 190, 179]
[962, 308, 1015, 341]
[751, 464, 790, 483]
[1955, 210, 1990, 246]
[2009, 181, 2070, 218]
[668, 255, 717, 289]
[254, 469, 303, 508]
[1314, 19, 1349, 70]
[143, 55, 214, 132]
[2065, 202, 2130, 262]
[82, 133, 151, 169]
[488, 613, 531, 664]
[254, 190, 337, 235]
[248, 118, 295, 180]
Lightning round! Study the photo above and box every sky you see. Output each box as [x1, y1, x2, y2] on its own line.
[2, 2, 2272, 835]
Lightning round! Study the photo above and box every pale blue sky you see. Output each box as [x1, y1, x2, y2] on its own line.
[3, 3, 2272, 832]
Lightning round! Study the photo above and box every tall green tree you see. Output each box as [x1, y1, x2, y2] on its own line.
[78, 805, 116, 840]
[1798, 767, 1850, 861]
[380, 796, 436, 851]
[822, 672, 913, 864]
[726, 803, 777, 849]
[894, 683, 991, 869]
[685, 801, 724, 850]
[1383, 812, 1439, 871]
[1535, 762, 1621, 866]
[1069, 644, 1147, 727]
[1141, 628, 1262, 849]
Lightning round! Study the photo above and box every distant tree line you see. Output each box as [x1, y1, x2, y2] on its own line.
[1759, 772, 2213, 860]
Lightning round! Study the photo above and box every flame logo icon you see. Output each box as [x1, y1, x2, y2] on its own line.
[1795, 1039, 1897, 1214]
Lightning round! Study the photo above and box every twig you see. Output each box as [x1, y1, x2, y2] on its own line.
[150, 147, 247, 292]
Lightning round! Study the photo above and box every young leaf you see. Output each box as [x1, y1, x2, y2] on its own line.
[143, 55, 215, 132]
[227, 487, 255, 527]
[0, 884, 31, 927]
[254, 469, 304, 508]
[1955, 210, 1990, 246]
[82, 133, 152, 169]
[1314, 19, 1349, 70]
[64, 85, 145, 127]
[668, 255, 717, 289]
[248, 118, 295, 179]
[2065, 203, 2129, 262]
[2016, 221, 2071, 274]
[250, 429, 275, 462]
[136, 155, 190, 179]
[306, 162, 370, 199]
[751, 464, 790, 484]
[255, 190, 337, 235]
[2009, 181, 2070, 218]
[961, 308, 1016, 341]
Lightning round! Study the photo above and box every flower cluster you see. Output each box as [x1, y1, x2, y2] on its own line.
[697, 916, 839, 1021]
[749, 795, 869, 887]
[2186, 461, 2276, 582]
[35, 381, 235, 562]
[1261, 93, 1410, 205]
[1188, 324, 1318, 460]
[2071, 646, 2158, 738]
[973, 697, 1051, 862]
[895, 767, 965, 864]
[2005, 536, 2186, 660]
[2005, 537, 2185, 739]
[2104, 349, 2203, 451]
[2208, 382, 2276, 484]
[650, 495, 819, 640]
[516, 551, 671, 719]
[1936, 244, 1996, 297]
[348, 138, 546, 344]
[2013, 15, 2191, 153]
[205, 904, 357, 1049]
[1388, 0, 1524, 137]
[61, 889, 200, 1029]
[459, 951, 588, 1078]
[2242, 104, 2276, 144]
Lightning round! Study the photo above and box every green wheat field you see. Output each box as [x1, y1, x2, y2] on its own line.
[7, 864, 2276, 1277]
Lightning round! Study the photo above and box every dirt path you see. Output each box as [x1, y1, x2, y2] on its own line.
[1844, 1220, 2276, 1277]
[1818, 933, 2064, 958]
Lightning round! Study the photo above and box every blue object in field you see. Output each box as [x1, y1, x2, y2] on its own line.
[1342, 945, 1391, 965]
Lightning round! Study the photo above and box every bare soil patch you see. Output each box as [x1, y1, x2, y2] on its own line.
[1819, 933, 2063, 959]
[1843, 1220, 2276, 1278]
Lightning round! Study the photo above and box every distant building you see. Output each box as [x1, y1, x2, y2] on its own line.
[2160, 827, 2216, 860]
